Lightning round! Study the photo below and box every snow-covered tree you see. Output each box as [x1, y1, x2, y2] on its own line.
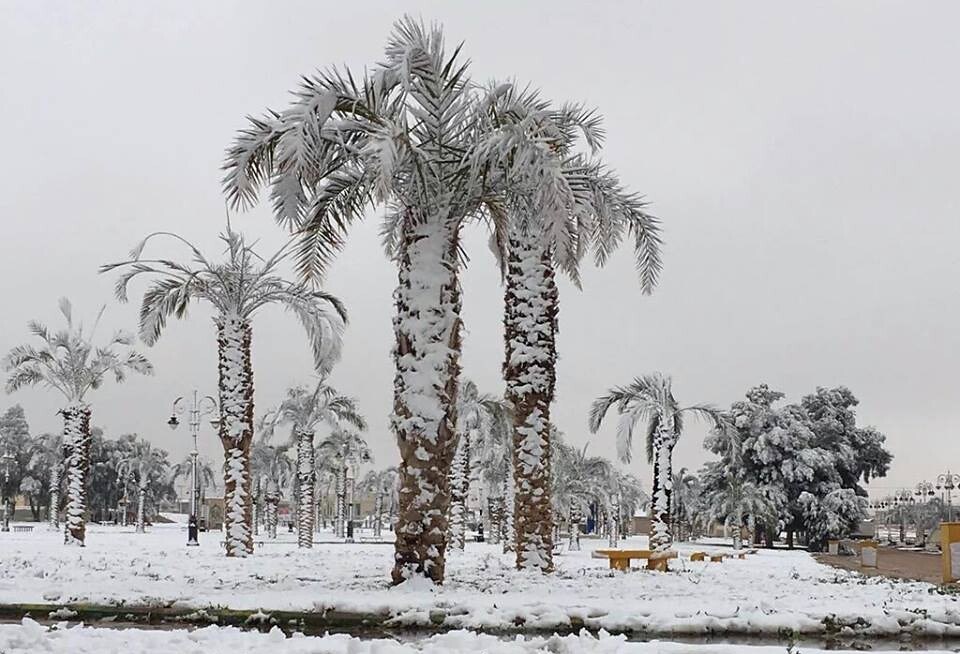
[102, 227, 345, 557]
[316, 429, 370, 539]
[260, 381, 365, 547]
[359, 467, 399, 539]
[2, 299, 153, 545]
[251, 440, 294, 539]
[117, 440, 168, 533]
[589, 373, 722, 552]
[549, 436, 615, 550]
[223, 17, 618, 584]
[28, 432, 64, 527]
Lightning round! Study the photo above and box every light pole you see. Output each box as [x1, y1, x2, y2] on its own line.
[893, 489, 913, 543]
[1, 450, 13, 532]
[169, 390, 218, 547]
[914, 481, 935, 546]
[936, 471, 960, 522]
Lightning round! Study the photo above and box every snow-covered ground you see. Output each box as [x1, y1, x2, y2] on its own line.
[1, 524, 959, 640]
[2, 619, 957, 654]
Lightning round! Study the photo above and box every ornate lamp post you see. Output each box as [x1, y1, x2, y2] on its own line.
[893, 489, 914, 544]
[1, 450, 14, 532]
[914, 481, 935, 546]
[936, 471, 960, 522]
[169, 391, 218, 546]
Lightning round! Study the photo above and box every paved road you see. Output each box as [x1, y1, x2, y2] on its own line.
[816, 546, 944, 584]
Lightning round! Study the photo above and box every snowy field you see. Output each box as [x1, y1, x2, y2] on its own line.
[3, 618, 959, 654]
[1, 523, 959, 641]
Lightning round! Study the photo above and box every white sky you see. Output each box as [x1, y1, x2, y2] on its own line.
[1, 1, 958, 499]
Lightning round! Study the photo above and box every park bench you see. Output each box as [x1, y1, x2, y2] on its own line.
[11, 526, 33, 533]
[594, 548, 678, 571]
[690, 549, 754, 562]
[219, 539, 265, 549]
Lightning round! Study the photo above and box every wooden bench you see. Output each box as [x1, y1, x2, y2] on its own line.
[594, 548, 678, 571]
[12, 525, 33, 533]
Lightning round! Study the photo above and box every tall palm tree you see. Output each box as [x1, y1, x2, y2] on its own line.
[117, 440, 168, 533]
[316, 429, 371, 539]
[2, 299, 153, 545]
[588, 373, 723, 552]
[480, 87, 663, 572]
[223, 17, 596, 584]
[101, 226, 346, 557]
[260, 380, 365, 547]
[359, 467, 399, 539]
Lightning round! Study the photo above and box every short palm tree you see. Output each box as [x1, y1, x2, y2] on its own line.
[30, 433, 64, 529]
[101, 226, 346, 557]
[224, 17, 597, 584]
[251, 440, 294, 539]
[550, 439, 612, 550]
[359, 467, 399, 539]
[588, 373, 723, 552]
[2, 299, 153, 545]
[316, 429, 371, 539]
[170, 454, 218, 515]
[260, 380, 365, 547]
[670, 468, 701, 542]
[117, 440, 167, 533]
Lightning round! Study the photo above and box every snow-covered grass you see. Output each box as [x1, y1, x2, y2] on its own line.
[5, 618, 959, 654]
[1, 524, 959, 639]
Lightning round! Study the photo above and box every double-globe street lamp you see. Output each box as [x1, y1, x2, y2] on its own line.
[936, 471, 960, 522]
[914, 481, 936, 546]
[168, 391, 219, 546]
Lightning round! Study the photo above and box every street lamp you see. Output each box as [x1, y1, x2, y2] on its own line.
[169, 390, 218, 546]
[1, 450, 13, 532]
[914, 481, 936, 546]
[936, 471, 960, 522]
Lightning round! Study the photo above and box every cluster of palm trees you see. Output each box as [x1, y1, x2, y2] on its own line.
[222, 16, 662, 583]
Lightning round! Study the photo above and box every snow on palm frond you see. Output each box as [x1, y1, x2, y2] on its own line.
[101, 225, 347, 374]
[2, 300, 154, 403]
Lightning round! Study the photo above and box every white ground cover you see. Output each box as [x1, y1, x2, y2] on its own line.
[2, 619, 957, 654]
[1, 524, 959, 639]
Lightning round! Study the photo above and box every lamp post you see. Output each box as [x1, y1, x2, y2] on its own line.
[914, 481, 935, 546]
[1, 450, 13, 532]
[936, 471, 960, 522]
[893, 489, 913, 544]
[169, 390, 218, 546]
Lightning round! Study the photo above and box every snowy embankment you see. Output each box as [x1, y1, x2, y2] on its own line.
[1, 524, 959, 639]
[4, 619, 959, 654]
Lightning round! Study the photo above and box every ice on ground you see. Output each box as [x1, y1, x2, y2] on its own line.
[1, 524, 959, 638]
[3, 619, 957, 654]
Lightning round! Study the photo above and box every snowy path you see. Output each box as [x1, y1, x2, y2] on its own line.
[1, 525, 959, 639]
[1, 619, 956, 654]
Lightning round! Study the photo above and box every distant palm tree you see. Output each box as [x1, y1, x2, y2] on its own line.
[251, 440, 294, 539]
[550, 438, 612, 551]
[101, 226, 346, 557]
[31, 433, 64, 529]
[359, 467, 399, 539]
[316, 429, 371, 539]
[589, 373, 723, 552]
[260, 380, 365, 547]
[169, 454, 217, 511]
[2, 298, 153, 545]
[117, 440, 168, 533]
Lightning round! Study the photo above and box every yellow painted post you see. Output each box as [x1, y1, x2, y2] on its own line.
[941, 522, 960, 583]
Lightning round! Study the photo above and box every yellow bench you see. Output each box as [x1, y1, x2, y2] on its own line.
[594, 548, 678, 571]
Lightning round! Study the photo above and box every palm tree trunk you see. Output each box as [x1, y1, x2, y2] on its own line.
[607, 497, 620, 548]
[569, 507, 581, 551]
[391, 221, 462, 586]
[335, 465, 346, 538]
[253, 477, 261, 536]
[502, 468, 515, 554]
[217, 313, 255, 557]
[266, 487, 279, 539]
[503, 225, 556, 572]
[650, 437, 676, 552]
[48, 464, 59, 530]
[487, 496, 501, 545]
[62, 404, 91, 546]
[136, 484, 146, 533]
[296, 429, 314, 548]
[447, 432, 469, 550]
[374, 492, 384, 539]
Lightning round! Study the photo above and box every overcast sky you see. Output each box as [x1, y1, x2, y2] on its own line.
[1, 1, 958, 499]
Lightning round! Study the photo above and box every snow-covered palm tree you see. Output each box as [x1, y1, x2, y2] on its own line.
[224, 17, 602, 584]
[359, 467, 398, 539]
[316, 429, 371, 539]
[117, 440, 167, 533]
[260, 380, 365, 547]
[30, 432, 64, 530]
[101, 226, 345, 557]
[670, 468, 700, 542]
[2, 299, 153, 545]
[251, 441, 294, 539]
[170, 454, 217, 514]
[588, 373, 723, 552]
[549, 438, 612, 551]
[480, 87, 663, 571]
